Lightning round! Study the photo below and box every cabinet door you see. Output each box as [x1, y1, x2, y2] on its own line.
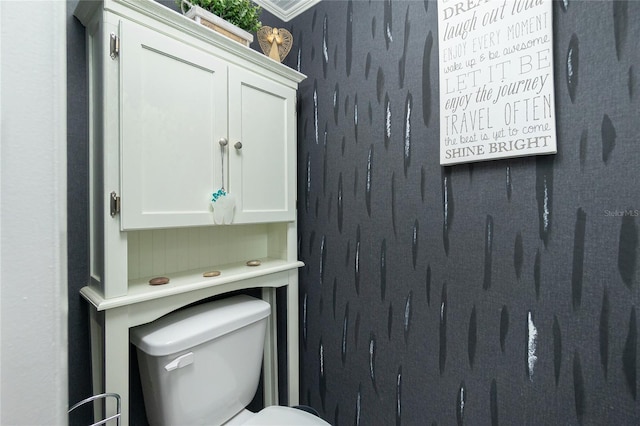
[228, 68, 297, 223]
[120, 20, 227, 230]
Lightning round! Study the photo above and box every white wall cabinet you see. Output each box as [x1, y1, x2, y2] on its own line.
[119, 20, 297, 230]
[74, 1, 305, 424]
[228, 68, 297, 224]
[120, 19, 229, 230]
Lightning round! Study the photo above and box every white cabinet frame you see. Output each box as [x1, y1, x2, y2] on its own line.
[84, 264, 301, 425]
[74, 1, 306, 425]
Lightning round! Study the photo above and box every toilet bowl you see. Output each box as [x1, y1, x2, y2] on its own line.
[226, 405, 327, 425]
[130, 295, 329, 426]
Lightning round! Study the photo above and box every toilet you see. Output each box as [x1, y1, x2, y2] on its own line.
[130, 295, 329, 426]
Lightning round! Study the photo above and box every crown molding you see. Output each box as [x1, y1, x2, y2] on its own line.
[253, 0, 321, 22]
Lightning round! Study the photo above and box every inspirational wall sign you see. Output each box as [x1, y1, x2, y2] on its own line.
[437, 0, 557, 165]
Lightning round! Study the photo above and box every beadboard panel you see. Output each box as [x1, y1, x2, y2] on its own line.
[127, 224, 271, 280]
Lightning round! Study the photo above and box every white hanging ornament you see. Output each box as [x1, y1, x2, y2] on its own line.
[211, 190, 235, 224]
[211, 138, 236, 224]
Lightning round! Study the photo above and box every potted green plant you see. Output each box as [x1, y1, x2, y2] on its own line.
[179, 0, 262, 46]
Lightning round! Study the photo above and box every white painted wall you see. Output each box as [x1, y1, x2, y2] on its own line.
[0, 1, 68, 424]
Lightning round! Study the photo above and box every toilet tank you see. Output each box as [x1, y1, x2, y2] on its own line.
[130, 295, 271, 426]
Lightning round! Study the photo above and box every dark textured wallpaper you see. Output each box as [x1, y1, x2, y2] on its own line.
[67, 1, 639, 425]
[277, 1, 639, 424]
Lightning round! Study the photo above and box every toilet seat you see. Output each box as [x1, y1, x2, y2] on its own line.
[241, 406, 330, 425]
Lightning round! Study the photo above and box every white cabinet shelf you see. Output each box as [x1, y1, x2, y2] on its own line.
[74, 0, 305, 424]
[82, 258, 303, 311]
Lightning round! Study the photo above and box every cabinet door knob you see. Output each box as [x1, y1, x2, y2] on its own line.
[234, 141, 243, 150]
[218, 138, 228, 147]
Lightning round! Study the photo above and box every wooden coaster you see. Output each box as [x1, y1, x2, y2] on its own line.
[246, 260, 261, 267]
[202, 270, 221, 278]
[149, 276, 170, 285]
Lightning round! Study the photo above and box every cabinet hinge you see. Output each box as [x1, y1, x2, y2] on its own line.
[109, 33, 120, 59]
[110, 191, 121, 217]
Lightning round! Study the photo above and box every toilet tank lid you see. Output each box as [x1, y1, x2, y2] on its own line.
[130, 295, 270, 356]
